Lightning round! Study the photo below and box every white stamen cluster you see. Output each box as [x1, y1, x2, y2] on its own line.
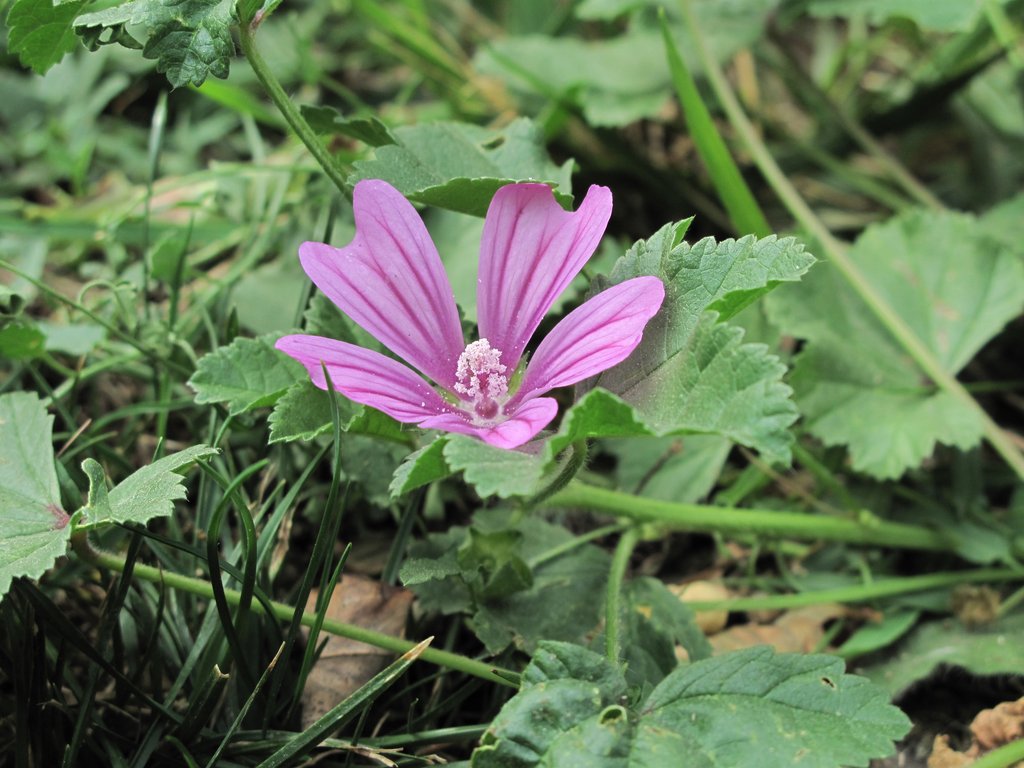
[454, 339, 508, 421]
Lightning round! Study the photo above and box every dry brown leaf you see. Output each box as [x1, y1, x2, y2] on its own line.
[301, 574, 414, 728]
[668, 580, 730, 635]
[709, 603, 847, 654]
[926, 697, 1024, 767]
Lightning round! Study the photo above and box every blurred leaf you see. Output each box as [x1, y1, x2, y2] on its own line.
[837, 611, 920, 660]
[188, 335, 305, 416]
[0, 392, 67, 598]
[857, 612, 1024, 694]
[38, 321, 106, 356]
[606, 434, 731, 502]
[442, 435, 547, 499]
[595, 224, 814, 463]
[350, 118, 574, 216]
[805, 0, 986, 32]
[766, 209, 1024, 478]
[0, 320, 46, 360]
[301, 105, 398, 146]
[473, 642, 909, 767]
[76, 445, 217, 528]
[6, 0, 85, 74]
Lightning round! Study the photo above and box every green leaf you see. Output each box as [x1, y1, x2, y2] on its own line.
[805, 0, 985, 32]
[300, 105, 398, 146]
[389, 439, 452, 497]
[0, 392, 68, 598]
[857, 611, 1024, 695]
[766, 209, 1024, 478]
[474, 642, 910, 767]
[544, 388, 654, 462]
[607, 434, 731, 502]
[349, 118, 574, 217]
[138, 0, 234, 87]
[594, 225, 814, 463]
[6, 0, 85, 74]
[0, 320, 46, 360]
[76, 445, 218, 528]
[268, 379, 357, 444]
[442, 435, 547, 499]
[405, 509, 610, 653]
[38, 321, 106, 355]
[615, 577, 713, 687]
[188, 335, 305, 417]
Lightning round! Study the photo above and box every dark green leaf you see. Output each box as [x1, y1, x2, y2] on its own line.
[7, 0, 85, 74]
[188, 335, 304, 416]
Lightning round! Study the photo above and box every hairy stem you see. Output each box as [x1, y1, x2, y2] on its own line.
[71, 533, 517, 688]
[678, 0, 1024, 482]
[525, 439, 589, 508]
[237, 21, 352, 197]
[544, 482, 958, 552]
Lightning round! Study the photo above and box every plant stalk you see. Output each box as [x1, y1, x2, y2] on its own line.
[544, 482, 957, 552]
[237, 21, 352, 197]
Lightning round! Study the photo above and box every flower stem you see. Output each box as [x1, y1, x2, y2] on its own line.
[544, 481, 959, 552]
[70, 533, 518, 688]
[237, 20, 352, 198]
[678, 0, 1024, 483]
[969, 737, 1024, 768]
[605, 526, 640, 664]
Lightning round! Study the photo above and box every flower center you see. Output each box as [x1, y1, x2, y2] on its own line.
[454, 339, 508, 422]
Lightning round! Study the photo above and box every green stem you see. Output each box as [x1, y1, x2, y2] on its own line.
[678, 0, 1024, 483]
[544, 482, 957, 552]
[970, 737, 1024, 768]
[605, 527, 640, 664]
[237, 21, 352, 197]
[684, 569, 1023, 612]
[71, 535, 517, 688]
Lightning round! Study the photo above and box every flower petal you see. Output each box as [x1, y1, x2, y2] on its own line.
[276, 334, 450, 423]
[511, 277, 665, 404]
[419, 397, 558, 450]
[298, 179, 464, 389]
[477, 184, 612, 370]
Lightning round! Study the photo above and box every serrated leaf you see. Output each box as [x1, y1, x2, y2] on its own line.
[6, 0, 85, 74]
[0, 392, 68, 598]
[189, 335, 304, 416]
[474, 642, 910, 767]
[389, 439, 451, 497]
[138, 0, 234, 87]
[76, 445, 218, 528]
[766, 209, 1024, 478]
[442, 435, 547, 499]
[593, 225, 813, 464]
[544, 388, 654, 462]
[350, 118, 574, 216]
[268, 378, 408, 445]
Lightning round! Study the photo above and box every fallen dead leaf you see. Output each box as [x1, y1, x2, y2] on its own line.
[709, 603, 848, 655]
[927, 696, 1024, 767]
[668, 580, 730, 635]
[301, 573, 414, 728]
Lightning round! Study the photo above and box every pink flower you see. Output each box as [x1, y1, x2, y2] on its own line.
[276, 179, 664, 450]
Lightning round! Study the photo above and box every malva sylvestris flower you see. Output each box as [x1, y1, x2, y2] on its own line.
[276, 179, 664, 450]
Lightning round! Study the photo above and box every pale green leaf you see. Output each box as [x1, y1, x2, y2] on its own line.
[442, 436, 547, 499]
[474, 642, 910, 767]
[350, 118, 574, 217]
[6, 0, 85, 74]
[300, 105, 397, 147]
[268, 379, 357, 444]
[806, 0, 985, 32]
[188, 335, 304, 416]
[76, 445, 218, 528]
[593, 225, 812, 464]
[607, 434, 731, 502]
[767, 209, 1024, 478]
[389, 439, 452, 497]
[0, 392, 68, 598]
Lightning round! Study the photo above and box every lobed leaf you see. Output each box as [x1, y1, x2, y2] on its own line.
[189, 335, 305, 417]
[6, 0, 85, 74]
[76, 445, 218, 528]
[766, 208, 1024, 478]
[0, 392, 68, 598]
[473, 642, 910, 767]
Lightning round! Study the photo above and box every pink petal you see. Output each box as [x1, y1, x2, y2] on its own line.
[419, 397, 559, 450]
[511, 277, 665, 405]
[477, 184, 612, 371]
[276, 334, 451, 424]
[298, 179, 465, 390]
